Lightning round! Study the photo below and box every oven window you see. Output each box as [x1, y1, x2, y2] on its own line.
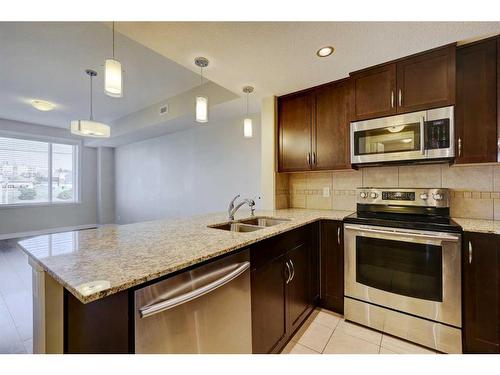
[354, 123, 421, 156]
[356, 236, 443, 302]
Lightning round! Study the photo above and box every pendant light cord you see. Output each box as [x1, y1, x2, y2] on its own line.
[246, 92, 249, 116]
[89, 74, 94, 121]
[112, 21, 115, 58]
[200, 66, 203, 86]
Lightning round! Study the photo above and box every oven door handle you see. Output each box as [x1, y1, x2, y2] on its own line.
[344, 224, 460, 243]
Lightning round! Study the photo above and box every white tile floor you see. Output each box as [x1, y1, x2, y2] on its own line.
[0, 239, 33, 354]
[281, 308, 438, 354]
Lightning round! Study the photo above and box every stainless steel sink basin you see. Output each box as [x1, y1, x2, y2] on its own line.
[209, 222, 265, 232]
[239, 217, 291, 227]
[209, 216, 291, 232]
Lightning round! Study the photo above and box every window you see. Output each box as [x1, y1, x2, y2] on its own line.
[0, 136, 79, 206]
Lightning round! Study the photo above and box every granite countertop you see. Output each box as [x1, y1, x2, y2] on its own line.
[18, 209, 352, 304]
[452, 218, 500, 235]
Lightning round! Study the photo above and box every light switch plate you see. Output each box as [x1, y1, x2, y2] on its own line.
[322, 187, 331, 197]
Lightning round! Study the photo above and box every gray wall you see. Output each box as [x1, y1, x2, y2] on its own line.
[0, 118, 99, 237]
[97, 147, 115, 224]
[115, 116, 261, 224]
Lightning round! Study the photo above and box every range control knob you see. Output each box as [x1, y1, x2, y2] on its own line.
[433, 193, 443, 201]
[360, 192, 368, 199]
[419, 193, 428, 200]
[370, 192, 378, 199]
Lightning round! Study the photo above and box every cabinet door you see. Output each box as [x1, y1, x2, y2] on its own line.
[251, 254, 288, 354]
[320, 221, 344, 314]
[287, 241, 314, 334]
[313, 81, 351, 170]
[396, 45, 455, 113]
[278, 92, 313, 172]
[456, 39, 498, 164]
[350, 63, 397, 121]
[463, 232, 500, 353]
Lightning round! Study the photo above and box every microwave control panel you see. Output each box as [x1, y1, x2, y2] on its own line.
[425, 118, 450, 150]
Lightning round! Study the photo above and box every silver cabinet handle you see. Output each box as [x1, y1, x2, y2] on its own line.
[468, 241, 473, 264]
[139, 261, 250, 318]
[337, 227, 341, 245]
[289, 259, 295, 282]
[398, 89, 402, 106]
[312, 152, 316, 165]
[391, 91, 394, 108]
[306, 153, 311, 166]
[458, 138, 462, 157]
[285, 260, 292, 284]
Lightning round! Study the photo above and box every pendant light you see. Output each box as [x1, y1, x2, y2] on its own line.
[194, 57, 209, 123]
[242, 86, 254, 138]
[104, 22, 123, 98]
[70, 69, 111, 138]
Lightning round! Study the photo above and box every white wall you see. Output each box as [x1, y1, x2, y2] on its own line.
[97, 147, 115, 224]
[115, 115, 261, 224]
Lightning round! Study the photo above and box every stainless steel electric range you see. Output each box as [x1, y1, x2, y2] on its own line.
[343, 188, 462, 353]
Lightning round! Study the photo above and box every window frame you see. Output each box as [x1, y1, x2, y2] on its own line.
[0, 130, 82, 209]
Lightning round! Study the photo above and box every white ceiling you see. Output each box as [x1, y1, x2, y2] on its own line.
[115, 22, 500, 104]
[0, 22, 203, 129]
[2, 22, 500, 146]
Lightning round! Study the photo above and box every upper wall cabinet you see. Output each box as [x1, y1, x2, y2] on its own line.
[455, 37, 498, 164]
[277, 91, 313, 172]
[350, 64, 397, 120]
[277, 80, 351, 172]
[350, 44, 456, 121]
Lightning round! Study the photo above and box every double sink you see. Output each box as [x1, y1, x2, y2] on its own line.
[209, 217, 291, 232]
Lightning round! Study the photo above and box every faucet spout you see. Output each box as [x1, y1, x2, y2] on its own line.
[228, 196, 256, 221]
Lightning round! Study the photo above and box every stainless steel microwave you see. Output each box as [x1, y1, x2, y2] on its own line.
[350, 106, 454, 166]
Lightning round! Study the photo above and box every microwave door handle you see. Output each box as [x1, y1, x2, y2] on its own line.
[420, 116, 425, 155]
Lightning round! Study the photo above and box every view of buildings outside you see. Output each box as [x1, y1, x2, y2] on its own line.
[0, 137, 75, 205]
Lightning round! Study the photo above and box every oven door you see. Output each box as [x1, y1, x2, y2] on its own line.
[344, 224, 461, 327]
[350, 110, 426, 165]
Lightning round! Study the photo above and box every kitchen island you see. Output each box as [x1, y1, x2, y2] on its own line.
[18, 208, 352, 353]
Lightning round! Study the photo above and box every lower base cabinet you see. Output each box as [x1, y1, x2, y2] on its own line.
[250, 223, 319, 353]
[320, 220, 344, 314]
[463, 231, 500, 353]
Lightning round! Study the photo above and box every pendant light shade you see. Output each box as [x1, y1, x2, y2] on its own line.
[104, 22, 123, 98]
[194, 57, 209, 124]
[242, 86, 254, 138]
[70, 69, 110, 138]
[104, 58, 123, 98]
[243, 118, 253, 138]
[70, 120, 111, 138]
[195, 95, 208, 123]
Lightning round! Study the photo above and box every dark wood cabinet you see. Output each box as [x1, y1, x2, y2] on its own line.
[463, 231, 500, 353]
[350, 63, 397, 120]
[277, 80, 351, 172]
[314, 80, 351, 170]
[456, 38, 498, 164]
[397, 45, 455, 113]
[250, 224, 318, 353]
[319, 220, 344, 314]
[251, 253, 288, 354]
[350, 44, 456, 121]
[277, 91, 313, 172]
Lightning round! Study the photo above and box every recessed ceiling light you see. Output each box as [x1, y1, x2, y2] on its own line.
[31, 99, 55, 112]
[316, 46, 334, 58]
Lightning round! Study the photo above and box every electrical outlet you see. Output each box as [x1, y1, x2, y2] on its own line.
[322, 187, 331, 197]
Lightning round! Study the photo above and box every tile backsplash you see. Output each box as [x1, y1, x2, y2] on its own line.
[277, 163, 500, 220]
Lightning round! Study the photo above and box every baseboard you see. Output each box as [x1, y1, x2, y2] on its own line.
[0, 224, 99, 241]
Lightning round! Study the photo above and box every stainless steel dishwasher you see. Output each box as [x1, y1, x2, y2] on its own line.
[134, 249, 252, 353]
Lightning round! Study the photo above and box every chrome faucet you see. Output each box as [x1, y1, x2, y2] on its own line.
[228, 195, 256, 221]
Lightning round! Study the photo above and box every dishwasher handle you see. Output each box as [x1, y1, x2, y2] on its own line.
[139, 261, 250, 319]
